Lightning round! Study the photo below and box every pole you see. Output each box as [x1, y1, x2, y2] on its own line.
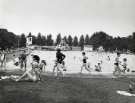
[18, 39, 19, 56]
[18, 39, 19, 50]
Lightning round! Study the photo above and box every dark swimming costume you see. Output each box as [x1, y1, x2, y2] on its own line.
[20, 54, 27, 61]
[56, 52, 65, 64]
[83, 56, 87, 63]
[83, 59, 86, 63]
[33, 55, 40, 63]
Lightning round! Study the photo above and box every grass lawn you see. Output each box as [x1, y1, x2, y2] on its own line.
[0, 72, 135, 103]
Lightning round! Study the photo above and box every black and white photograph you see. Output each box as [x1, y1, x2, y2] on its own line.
[0, 0, 135, 103]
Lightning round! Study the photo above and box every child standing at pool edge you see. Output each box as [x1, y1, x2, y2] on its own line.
[80, 52, 91, 74]
[53, 48, 66, 77]
[113, 52, 121, 76]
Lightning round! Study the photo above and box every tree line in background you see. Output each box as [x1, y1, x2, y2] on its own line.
[0, 28, 135, 53]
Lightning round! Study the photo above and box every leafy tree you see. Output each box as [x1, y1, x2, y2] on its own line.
[42, 35, 47, 46]
[56, 33, 61, 45]
[79, 35, 84, 50]
[133, 32, 135, 39]
[63, 36, 68, 44]
[1, 28, 135, 53]
[0, 29, 19, 49]
[85, 34, 89, 45]
[20, 33, 26, 47]
[67, 35, 73, 46]
[36, 33, 42, 45]
[73, 36, 78, 46]
[32, 35, 37, 45]
[129, 32, 135, 52]
[89, 31, 111, 50]
[133, 32, 135, 52]
[47, 34, 54, 46]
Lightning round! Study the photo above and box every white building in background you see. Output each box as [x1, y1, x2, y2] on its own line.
[84, 45, 93, 52]
[26, 35, 33, 53]
[26, 35, 32, 47]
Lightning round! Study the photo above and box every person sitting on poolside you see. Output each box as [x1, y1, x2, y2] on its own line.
[95, 63, 102, 72]
[15, 55, 40, 82]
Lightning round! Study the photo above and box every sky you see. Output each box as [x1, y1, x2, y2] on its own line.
[0, 0, 135, 38]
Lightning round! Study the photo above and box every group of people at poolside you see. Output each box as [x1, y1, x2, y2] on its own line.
[80, 51, 130, 75]
[12, 48, 66, 82]
[11, 49, 95, 82]
[113, 52, 130, 76]
[1, 49, 135, 94]
[0, 48, 131, 82]
[15, 50, 131, 81]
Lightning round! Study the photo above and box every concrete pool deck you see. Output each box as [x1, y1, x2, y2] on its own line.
[1, 69, 135, 79]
